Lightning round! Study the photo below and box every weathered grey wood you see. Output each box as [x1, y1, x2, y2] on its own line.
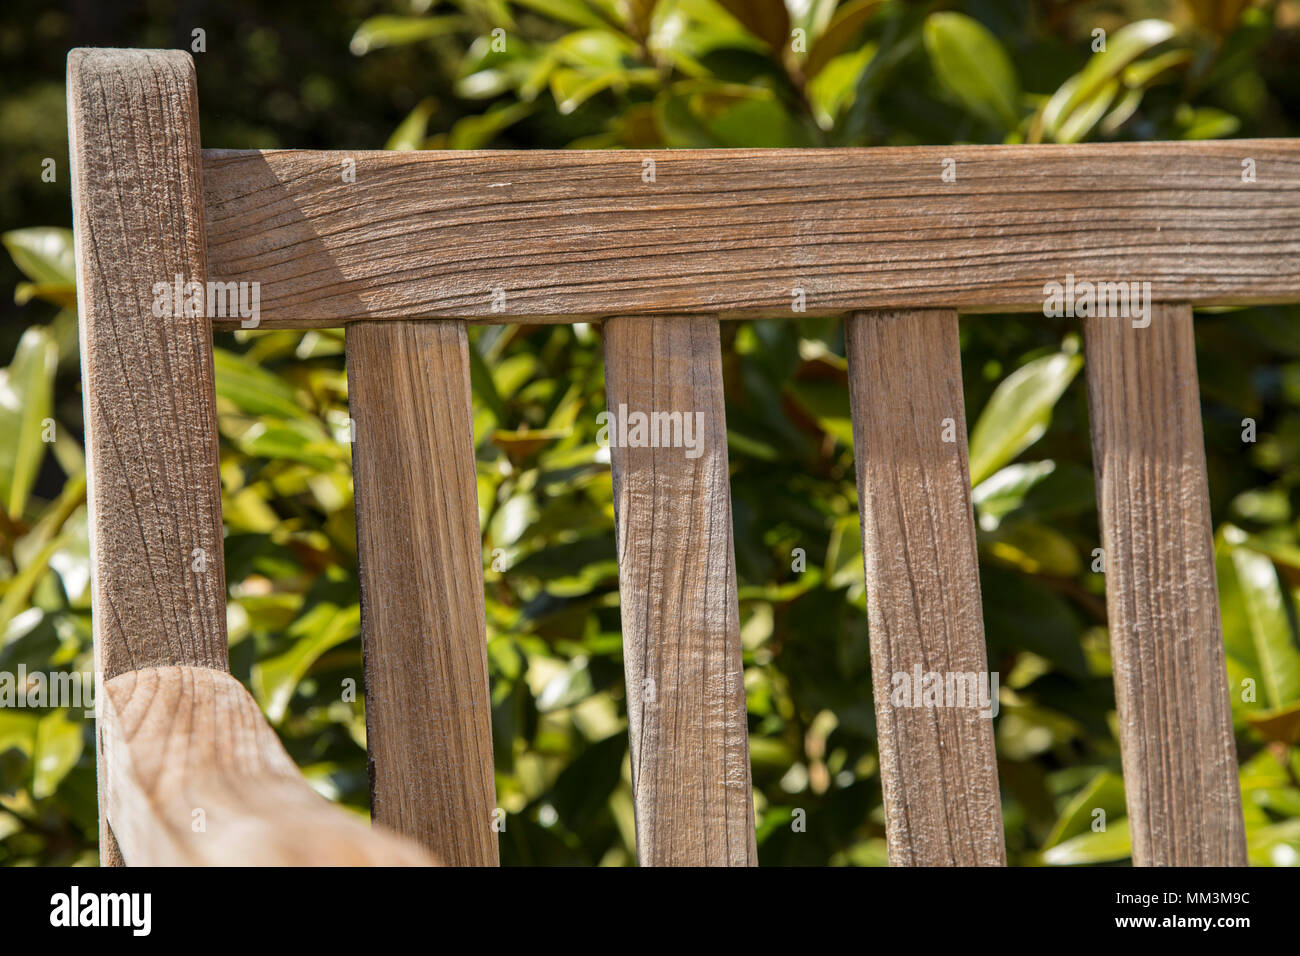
[68, 47, 228, 867]
[1084, 303, 1247, 866]
[846, 309, 1006, 866]
[101, 666, 435, 865]
[603, 315, 757, 866]
[346, 320, 499, 866]
[202, 141, 1300, 328]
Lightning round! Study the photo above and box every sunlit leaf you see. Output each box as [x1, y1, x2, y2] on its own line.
[1040, 20, 1176, 142]
[253, 602, 361, 723]
[550, 68, 621, 113]
[1056, 77, 1119, 144]
[824, 513, 864, 592]
[1041, 815, 1131, 865]
[707, 96, 809, 147]
[0, 326, 57, 518]
[807, 43, 874, 129]
[804, 0, 882, 79]
[923, 12, 1019, 129]
[968, 351, 1082, 486]
[971, 460, 1057, 529]
[1218, 527, 1300, 712]
[33, 710, 84, 800]
[512, 0, 610, 30]
[0, 710, 39, 761]
[1042, 770, 1126, 849]
[385, 97, 439, 150]
[2, 228, 75, 286]
[536, 655, 595, 711]
[449, 101, 534, 149]
[350, 15, 467, 56]
[983, 521, 1081, 577]
[1177, 104, 1241, 140]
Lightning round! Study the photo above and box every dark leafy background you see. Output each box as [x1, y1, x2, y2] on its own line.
[1, 0, 1299, 866]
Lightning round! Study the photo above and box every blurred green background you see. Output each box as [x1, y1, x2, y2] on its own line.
[2, 0, 1299, 866]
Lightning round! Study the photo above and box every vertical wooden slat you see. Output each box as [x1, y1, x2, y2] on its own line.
[68, 48, 228, 867]
[1084, 303, 1247, 866]
[346, 320, 499, 866]
[846, 309, 1006, 866]
[602, 315, 757, 866]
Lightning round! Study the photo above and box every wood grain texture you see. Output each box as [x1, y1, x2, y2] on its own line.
[603, 315, 757, 866]
[346, 320, 499, 865]
[101, 666, 435, 865]
[846, 310, 1006, 866]
[1084, 303, 1247, 866]
[69, 48, 228, 678]
[202, 141, 1300, 328]
[69, 48, 229, 866]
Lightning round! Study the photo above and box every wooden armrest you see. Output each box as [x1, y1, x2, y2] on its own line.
[100, 666, 435, 866]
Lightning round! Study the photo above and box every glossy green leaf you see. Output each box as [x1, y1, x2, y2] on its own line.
[350, 15, 467, 56]
[512, 0, 610, 30]
[787, 377, 854, 446]
[253, 602, 361, 723]
[1041, 815, 1131, 865]
[972, 460, 1057, 529]
[981, 564, 1089, 679]
[554, 27, 640, 68]
[213, 348, 319, 423]
[807, 43, 874, 128]
[1056, 77, 1119, 144]
[14, 282, 77, 309]
[824, 513, 864, 591]
[923, 12, 1020, 129]
[448, 101, 534, 149]
[536, 655, 596, 711]
[983, 521, 1081, 577]
[385, 97, 439, 150]
[0, 326, 57, 518]
[33, 710, 84, 800]
[2, 228, 75, 286]
[1121, 48, 1193, 88]
[1041, 20, 1176, 141]
[1218, 527, 1300, 711]
[968, 350, 1082, 487]
[707, 96, 809, 147]
[0, 710, 39, 760]
[1098, 85, 1144, 136]
[1042, 771, 1126, 849]
[1248, 818, 1300, 867]
[804, 0, 883, 79]
[550, 68, 621, 113]
[550, 731, 625, 831]
[1177, 105, 1241, 140]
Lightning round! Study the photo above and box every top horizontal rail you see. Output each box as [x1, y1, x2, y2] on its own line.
[202, 141, 1300, 328]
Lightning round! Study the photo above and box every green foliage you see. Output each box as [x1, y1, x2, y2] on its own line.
[3, 0, 1300, 866]
[923, 12, 1021, 130]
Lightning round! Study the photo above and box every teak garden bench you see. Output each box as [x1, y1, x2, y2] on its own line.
[68, 48, 1299, 867]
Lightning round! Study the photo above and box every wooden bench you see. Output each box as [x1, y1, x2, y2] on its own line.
[69, 47, 1299, 867]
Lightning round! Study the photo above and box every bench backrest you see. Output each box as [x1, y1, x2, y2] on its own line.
[70, 47, 1300, 866]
